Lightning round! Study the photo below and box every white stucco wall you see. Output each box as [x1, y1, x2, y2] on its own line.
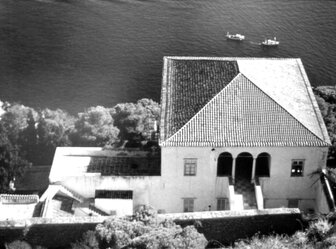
[61, 176, 165, 211]
[50, 146, 328, 214]
[95, 199, 133, 216]
[159, 146, 328, 213]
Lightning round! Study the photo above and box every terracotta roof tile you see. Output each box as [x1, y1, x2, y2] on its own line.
[162, 73, 329, 147]
[160, 57, 330, 147]
[160, 58, 239, 142]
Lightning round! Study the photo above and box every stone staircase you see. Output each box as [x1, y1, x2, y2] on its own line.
[234, 177, 257, 209]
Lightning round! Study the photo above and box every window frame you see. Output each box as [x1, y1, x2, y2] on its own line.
[184, 158, 197, 176]
[291, 159, 305, 177]
[183, 198, 195, 212]
[217, 198, 229, 210]
[288, 199, 300, 208]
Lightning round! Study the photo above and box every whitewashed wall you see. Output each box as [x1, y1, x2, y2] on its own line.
[49, 146, 328, 214]
[160, 146, 328, 213]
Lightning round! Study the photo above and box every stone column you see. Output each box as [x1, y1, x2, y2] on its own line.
[251, 157, 256, 183]
[231, 157, 236, 184]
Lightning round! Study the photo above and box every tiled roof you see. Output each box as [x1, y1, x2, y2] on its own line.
[160, 57, 330, 147]
[160, 58, 239, 141]
[49, 147, 161, 182]
[162, 74, 329, 147]
[237, 58, 329, 143]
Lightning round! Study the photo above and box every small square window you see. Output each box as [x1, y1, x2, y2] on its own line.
[291, 160, 304, 177]
[217, 198, 229, 210]
[183, 198, 194, 212]
[288, 199, 299, 208]
[184, 158, 197, 176]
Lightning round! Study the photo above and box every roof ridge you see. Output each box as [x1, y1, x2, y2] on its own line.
[240, 73, 330, 146]
[161, 73, 243, 145]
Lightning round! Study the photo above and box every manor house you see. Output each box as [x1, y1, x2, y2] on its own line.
[42, 57, 330, 217]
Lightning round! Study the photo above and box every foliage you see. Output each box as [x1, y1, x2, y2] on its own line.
[0, 99, 159, 165]
[33, 108, 75, 164]
[224, 216, 336, 249]
[0, 104, 38, 145]
[0, 123, 30, 193]
[70, 106, 119, 147]
[74, 207, 207, 249]
[71, 231, 99, 249]
[111, 98, 160, 143]
[314, 86, 336, 165]
[230, 234, 294, 249]
[306, 218, 332, 242]
[5, 240, 32, 249]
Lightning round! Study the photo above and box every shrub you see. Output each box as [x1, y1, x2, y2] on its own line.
[5, 240, 32, 249]
[232, 234, 292, 249]
[76, 207, 207, 249]
[306, 218, 332, 242]
[71, 231, 99, 249]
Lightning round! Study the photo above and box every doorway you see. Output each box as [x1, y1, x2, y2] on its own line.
[235, 152, 253, 180]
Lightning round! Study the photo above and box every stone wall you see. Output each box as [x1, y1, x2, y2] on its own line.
[163, 208, 304, 245]
[0, 208, 304, 248]
[0, 217, 106, 248]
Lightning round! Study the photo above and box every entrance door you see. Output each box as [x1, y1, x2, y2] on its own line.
[235, 152, 253, 180]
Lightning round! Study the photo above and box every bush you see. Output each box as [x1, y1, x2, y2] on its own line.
[306, 218, 332, 242]
[71, 231, 99, 249]
[75, 207, 207, 249]
[5, 240, 32, 249]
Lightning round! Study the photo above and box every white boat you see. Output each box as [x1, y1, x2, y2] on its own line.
[261, 37, 279, 46]
[226, 32, 245, 41]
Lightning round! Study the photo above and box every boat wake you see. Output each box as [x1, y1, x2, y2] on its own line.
[249, 41, 261, 45]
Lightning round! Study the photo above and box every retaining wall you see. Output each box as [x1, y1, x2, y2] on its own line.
[0, 208, 304, 248]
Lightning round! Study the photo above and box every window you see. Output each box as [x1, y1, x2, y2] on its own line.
[217, 198, 229, 210]
[291, 160, 304, 177]
[183, 198, 194, 212]
[288, 199, 299, 208]
[95, 190, 133, 199]
[184, 158, 197, 176]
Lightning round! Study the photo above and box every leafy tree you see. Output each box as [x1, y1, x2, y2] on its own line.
[33, 109, 75, 164]
[72, 208, 207, 249]
[314, 87, 336, 166]
[0, 103, 38, 145]
[0, 123, 30, 193]
[111, 98, 160, 142]
[70, 106, 119, 147]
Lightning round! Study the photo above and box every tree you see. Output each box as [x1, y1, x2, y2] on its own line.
[0, 123, 30, 193]
[0, 103, 38, 146]
[33, 108, 75, 164]
[111, 98, 160, 142]
[314, 87, 336, 166]
[72, 208, 207, 249]
[70, 106, 119, 147]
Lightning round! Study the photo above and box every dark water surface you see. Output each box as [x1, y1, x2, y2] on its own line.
[0, 0, 335, 113]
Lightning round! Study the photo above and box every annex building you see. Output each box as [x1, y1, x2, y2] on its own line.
[33, 57, 331, 218]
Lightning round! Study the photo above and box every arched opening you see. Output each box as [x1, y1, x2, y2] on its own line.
[235, 152, 253, 180]
[217, 152, 233, 176]
[255, 153, 271, 177]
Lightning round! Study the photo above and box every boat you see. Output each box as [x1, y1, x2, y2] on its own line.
[261, 37, 279, 46]
[226, 32, 245, 41]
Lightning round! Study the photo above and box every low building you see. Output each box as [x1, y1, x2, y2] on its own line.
[0, 194, 39, 220]
[41, 57, 330, 217]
